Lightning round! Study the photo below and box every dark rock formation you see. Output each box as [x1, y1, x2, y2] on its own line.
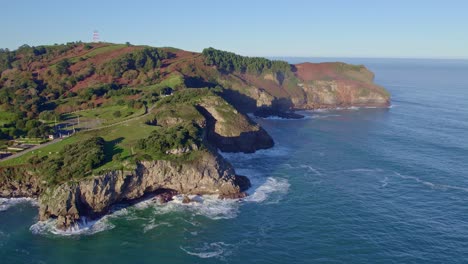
[253, 108, 305, 119]
[196, 104, 274, 153]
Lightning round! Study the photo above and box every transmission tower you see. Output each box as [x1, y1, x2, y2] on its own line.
[93, 30, 100, 42]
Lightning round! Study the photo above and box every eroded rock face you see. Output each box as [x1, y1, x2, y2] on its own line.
[0, 167, 41, 198]
[299, 80, 390, 109]
[196, 103, 274, 153]
[38, 151, 250, 229]
[218, 62, 390, 115]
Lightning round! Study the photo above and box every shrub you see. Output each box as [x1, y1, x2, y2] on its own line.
[40, 136, 106, 186]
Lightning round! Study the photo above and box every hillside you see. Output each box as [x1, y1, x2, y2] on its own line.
[0, 42, 390, 229]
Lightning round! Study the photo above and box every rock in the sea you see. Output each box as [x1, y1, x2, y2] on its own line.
[253, 108, 305, 119]
[38, 151, 250, 229]
[182, 195, 191, 204]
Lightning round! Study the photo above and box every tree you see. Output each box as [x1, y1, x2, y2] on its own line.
[55, 59, 70, 75]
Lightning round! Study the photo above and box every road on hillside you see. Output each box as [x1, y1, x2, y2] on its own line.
[0, 104, 156, 162]
[0, 138, 63, 162]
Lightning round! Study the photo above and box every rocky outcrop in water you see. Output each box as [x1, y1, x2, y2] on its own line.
[38, 151, 250, 229]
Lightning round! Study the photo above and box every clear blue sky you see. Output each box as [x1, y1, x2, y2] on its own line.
[2, 0, 467, 58]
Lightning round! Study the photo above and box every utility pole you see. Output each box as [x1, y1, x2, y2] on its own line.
[54, 116, 58, 137]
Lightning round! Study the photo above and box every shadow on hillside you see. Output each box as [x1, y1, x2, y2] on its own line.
[195, 105, 273, 153]
[218, 89, 257, 113]
[103, 137, 124, 163]
[184, 76, 216, 88]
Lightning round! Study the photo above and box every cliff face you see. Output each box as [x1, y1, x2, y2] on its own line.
[216, 62, 390, 113]
[38, 151, 249, 229]
[196, 96, 274, 153]
[0, 167, 41, 198]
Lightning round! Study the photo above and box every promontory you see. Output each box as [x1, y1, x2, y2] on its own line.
[0, 43, 390, 229]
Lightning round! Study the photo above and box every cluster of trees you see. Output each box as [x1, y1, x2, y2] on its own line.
[0, 43, 169, 141]
[202, 47, 291, 75]
[0, 119, 52, 139]
[77, 83, 121, 100]
[136, 123, 201, 157]
[98, 47, 168, 77]
[0, 42, 83, 73]
[55, 59, 71, 75]
[33, 136, 106, 186]
[0, 72, 55, 139]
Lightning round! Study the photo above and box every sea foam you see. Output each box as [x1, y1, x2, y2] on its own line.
[0, 197, 37, 212]
[180, 242, 231, 259]
[30, 216, 116, 236]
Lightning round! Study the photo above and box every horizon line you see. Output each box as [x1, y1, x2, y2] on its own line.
[2, 41, 467, 61]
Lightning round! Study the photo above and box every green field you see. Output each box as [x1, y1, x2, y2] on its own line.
[0, 110, 157, 170]
[62, 104, 145, 127]
[69, 44, 127, 63]
[0, 111, 16, 126]
[141, 73, 185, 93]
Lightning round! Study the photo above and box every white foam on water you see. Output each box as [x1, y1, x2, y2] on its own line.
[30, 216, 115, 236]
[393, 172, 468, 192]
[0, 197, 38, 211]
[299, 164, 323, 176]
[345, 168, 384, 173]
[380, 176, 389, 188]
[29, 151, 291, 237]
[152, 194, 240, 220]
[312, 114, 342, 119]
[220, 145, 290, 162]
[283, 163, 324, 176]
[143, 220, 172, 233]
[29, 177, 291, 237]
[245, 177, 290, 203]
[180, 242, 231, 259]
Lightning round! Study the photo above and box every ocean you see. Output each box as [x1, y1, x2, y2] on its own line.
[1, 58, 467, 263]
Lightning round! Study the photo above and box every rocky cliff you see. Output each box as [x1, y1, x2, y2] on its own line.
[216, 62, 390, 113]
[0, 166, 41, 197]
[38, 151, 249, 229]
[197, 96, 274, 153]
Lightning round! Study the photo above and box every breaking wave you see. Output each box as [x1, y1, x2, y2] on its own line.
[29, 173, 290, 236]
[245, 177, 290, 203]
[30, 215, 117, 236]
[0, 197, 37, 212]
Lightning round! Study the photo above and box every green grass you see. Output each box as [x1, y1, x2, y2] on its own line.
[0, 111, 16, 126]
[69, 44, 127, 63]
[0, 111, 157, 168]
[141, 73, 185, 93]
[66, 105, 144, 126]
[0, 136, 80, 166]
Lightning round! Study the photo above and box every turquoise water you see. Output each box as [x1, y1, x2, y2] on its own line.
[1, 58, 468, 263]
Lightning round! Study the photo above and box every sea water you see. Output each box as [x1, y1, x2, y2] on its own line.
[1, 58, 467, 263]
